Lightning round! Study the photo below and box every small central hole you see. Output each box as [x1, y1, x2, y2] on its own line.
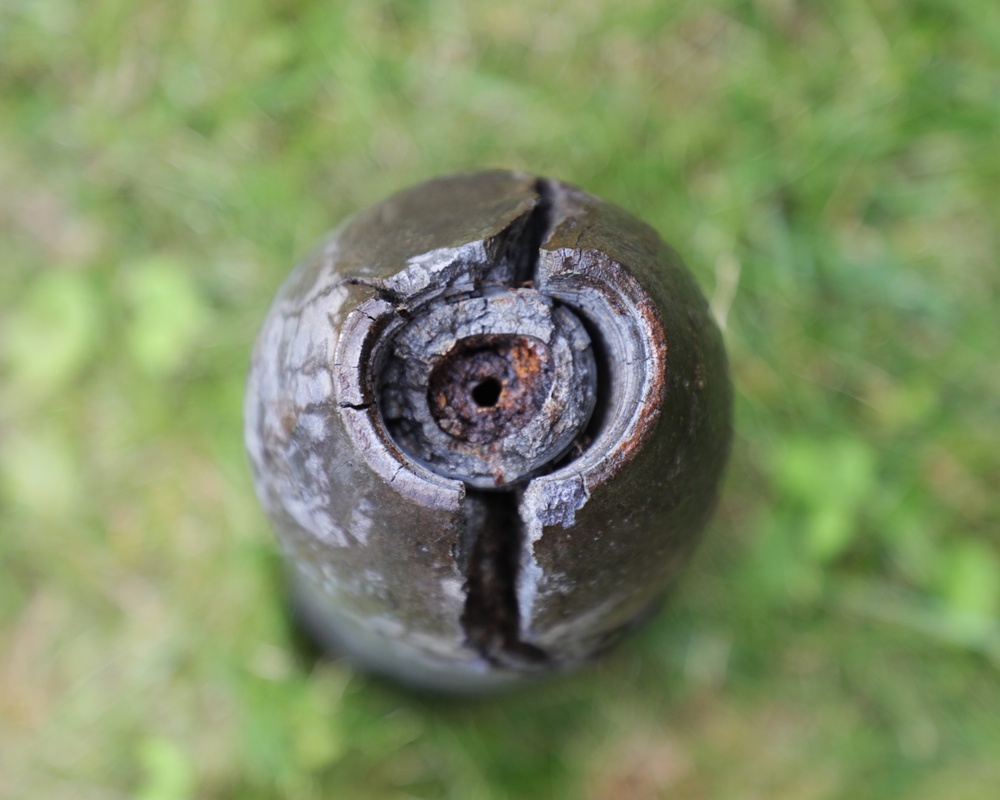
[471, 377, 502, 408]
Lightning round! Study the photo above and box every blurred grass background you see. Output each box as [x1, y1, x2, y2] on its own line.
[2, 0, 999, 797]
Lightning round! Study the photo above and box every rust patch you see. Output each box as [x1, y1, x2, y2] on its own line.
[590, 294, 669, 490]
[427, 334, 554, 445]
[278, 401, 298, 439]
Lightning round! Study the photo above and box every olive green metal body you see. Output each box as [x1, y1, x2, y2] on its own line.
[244, 171, 731, 691]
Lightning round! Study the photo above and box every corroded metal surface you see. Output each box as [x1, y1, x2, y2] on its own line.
[383, 287, 596, 488]
[244, 171, 732, 690]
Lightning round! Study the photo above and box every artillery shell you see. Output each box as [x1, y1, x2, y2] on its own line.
[244, 171, 731, 691]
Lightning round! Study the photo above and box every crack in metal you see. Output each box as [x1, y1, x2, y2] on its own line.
[457, 179, 555, 668]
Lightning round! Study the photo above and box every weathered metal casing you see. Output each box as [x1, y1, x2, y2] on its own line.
[244, 171, 731, 691]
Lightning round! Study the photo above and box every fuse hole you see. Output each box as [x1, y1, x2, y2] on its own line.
[472, 378, 503, 408]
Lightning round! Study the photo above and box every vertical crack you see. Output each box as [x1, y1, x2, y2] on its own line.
[510, 178, 554, 286]
[459, 490, 547, 667]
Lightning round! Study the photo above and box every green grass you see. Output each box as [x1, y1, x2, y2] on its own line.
[2, 0, 999, 797]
